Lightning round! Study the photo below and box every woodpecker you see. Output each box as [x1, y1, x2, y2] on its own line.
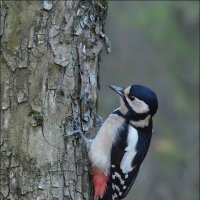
[85, 84, 158, 200]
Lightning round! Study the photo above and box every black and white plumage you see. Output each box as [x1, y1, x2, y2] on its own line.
[87, 84, 158, 200]
[101, 117, 153, 200]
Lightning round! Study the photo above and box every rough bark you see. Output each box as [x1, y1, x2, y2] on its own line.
[0, 1, 109, 199]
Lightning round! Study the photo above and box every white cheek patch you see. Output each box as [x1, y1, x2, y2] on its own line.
[120, 126, 138, 174]
[126, 97, 149, 114]
[119, 97, 128, 115]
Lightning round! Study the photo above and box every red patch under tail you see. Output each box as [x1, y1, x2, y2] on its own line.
[92, 166, 109, 200]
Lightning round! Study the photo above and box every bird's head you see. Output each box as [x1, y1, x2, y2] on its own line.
[109, 84, 158, 120]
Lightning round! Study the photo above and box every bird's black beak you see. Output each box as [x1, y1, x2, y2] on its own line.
[108, 84, 125, 97]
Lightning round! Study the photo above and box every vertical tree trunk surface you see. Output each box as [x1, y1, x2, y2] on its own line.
[0, 1, 109, 199]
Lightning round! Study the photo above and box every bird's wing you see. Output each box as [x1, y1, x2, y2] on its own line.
[120, 165, 140, 199]
[100, 142, 141, 200]
[100, 124, 152, 200]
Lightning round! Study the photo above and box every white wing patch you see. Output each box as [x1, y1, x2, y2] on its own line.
[120, 126, 138, 174]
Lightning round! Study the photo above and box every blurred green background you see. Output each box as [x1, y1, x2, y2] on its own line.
[98, 1, 199, 200]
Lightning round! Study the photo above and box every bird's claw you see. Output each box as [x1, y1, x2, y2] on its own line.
[64, 130, 83, 139]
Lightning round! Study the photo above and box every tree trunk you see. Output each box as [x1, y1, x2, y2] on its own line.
[0, 1, 109, 199]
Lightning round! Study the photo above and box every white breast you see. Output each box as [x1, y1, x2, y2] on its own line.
[120, 126, 138, 174]
[89, 113, 125, 174]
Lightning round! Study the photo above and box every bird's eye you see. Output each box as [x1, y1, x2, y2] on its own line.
[129, 96, 135, 101]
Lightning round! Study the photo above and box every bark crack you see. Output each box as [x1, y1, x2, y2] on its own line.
[0, 2, 8, 37]
[1, 1, 108, 199]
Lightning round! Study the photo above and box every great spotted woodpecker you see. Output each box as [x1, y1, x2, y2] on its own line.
[85, 84, 158, 200]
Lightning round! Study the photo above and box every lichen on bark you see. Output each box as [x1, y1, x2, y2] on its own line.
[0, 1, 109, 199]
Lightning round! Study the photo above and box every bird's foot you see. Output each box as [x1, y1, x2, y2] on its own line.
[64, 130, 93, 151]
